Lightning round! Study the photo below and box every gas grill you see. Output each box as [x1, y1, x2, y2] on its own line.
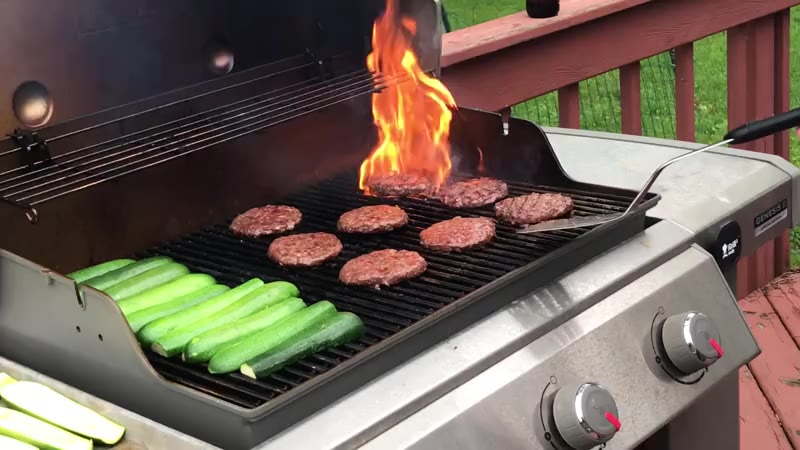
[0, 1, 797, 449]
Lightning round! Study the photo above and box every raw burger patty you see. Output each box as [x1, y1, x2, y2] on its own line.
[420, 217, 496, 252]
[368, 174, 430, 197]
[230, 205, 302, 237]
[439, 177, 508, 208]
[338, 205, 409, 233]
[268, 232, 343, 267]
[495, 193, 574, 225]
[339, 249, 427, 287]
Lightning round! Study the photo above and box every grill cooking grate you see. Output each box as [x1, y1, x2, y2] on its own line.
[140, 175, 633, 408]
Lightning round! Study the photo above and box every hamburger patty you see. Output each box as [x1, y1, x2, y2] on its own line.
[495, 192, 573, 225]
[339, 249, 427, 287]
[420, 217, 496, 252]
[368, 174, 430, 197]
[439, 177, 508, 208]
[268, 232, 343, 267]
[229, 205, 302, 237]
[337, 205, 409, 233]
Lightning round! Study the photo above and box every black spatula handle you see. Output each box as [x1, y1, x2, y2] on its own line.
[724, 107, 800, 144]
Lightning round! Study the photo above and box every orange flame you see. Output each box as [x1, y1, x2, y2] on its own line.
[359, 0, 457, 195]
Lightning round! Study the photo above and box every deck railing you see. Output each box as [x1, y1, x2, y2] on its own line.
[441, 0, 798, 298]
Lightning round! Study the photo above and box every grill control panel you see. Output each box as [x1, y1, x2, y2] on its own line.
[364, 246, 759, 450]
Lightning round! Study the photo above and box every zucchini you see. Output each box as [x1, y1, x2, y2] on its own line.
[81, 256, 172, 291]
[183, 297, 307, 364]
[67, 259, 135, 284]
[0, 407, 92, 450]
[1, 381, 125, 445]
[208, 301, 337, 374]
[241, 312, 363, 379]
[126, 284, 230, 333]
[0, 372, 17, 390]
[117, 273, 216, 317]
[137, 278, 264, 346]
[153, 281, 299, 357]
[0, 435, 39, 450]
[102, 262, 189, 301]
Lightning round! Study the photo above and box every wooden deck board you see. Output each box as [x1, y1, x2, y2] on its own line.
[740, 366, 793, 450]
[740, 287, 800, 448]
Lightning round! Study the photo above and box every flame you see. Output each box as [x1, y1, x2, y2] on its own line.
[359, 0, 457, 195]
[477, 147, 486, 174]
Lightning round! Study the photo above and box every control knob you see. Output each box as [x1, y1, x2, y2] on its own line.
[552, 382, 621, 450]
[661, 311, 723, 374]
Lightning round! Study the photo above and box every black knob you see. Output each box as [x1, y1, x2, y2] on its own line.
[527, 0, 560, 18]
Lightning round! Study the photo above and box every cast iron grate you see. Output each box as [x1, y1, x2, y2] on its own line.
[141, 175, 633, 408]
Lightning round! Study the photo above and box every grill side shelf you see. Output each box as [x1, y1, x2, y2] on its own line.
[0, 249, 257, 449]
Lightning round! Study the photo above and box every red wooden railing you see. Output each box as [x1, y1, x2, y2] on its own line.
[440, 0, 798, 299]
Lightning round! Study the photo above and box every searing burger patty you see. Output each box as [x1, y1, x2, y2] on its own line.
[495, 193, 573, 225]
[420, 217, 496, 252]
[368, 174, 430, 197]
[229, 205, 302, 237]
[339, 249, 427, 287]
[268, 232, 343, 267]
[439, 177, 508, 208]
[337, 205, 409, 233]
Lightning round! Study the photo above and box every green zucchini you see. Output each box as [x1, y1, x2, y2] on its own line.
[0, 435, 39, 450]
[208, 301, 337, 374]
[137, 278, 264, 346]
[0, 407, 92, 450]
[67, 259, 135, 284]
[117, 273, 216, 317]
[153, 281, 299, 357]
[183, 297, 307, 364]
[0, 372, 17, 390]
[241, 312, 363, 379]
[102, 262, 189, 301]
[81, 256, 172, 291]
[126, 284, 230, 333]
[0, 381, 125, 445]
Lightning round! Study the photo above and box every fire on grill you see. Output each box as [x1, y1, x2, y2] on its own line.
[0, 0, 660, 448]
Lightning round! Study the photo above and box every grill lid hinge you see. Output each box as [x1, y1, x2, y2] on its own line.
[10, 128, 52, 172]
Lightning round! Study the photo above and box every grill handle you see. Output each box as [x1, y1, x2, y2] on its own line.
[724, 106, 800, 144]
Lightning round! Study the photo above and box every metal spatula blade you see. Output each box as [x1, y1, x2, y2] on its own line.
[518, 213, 623, 233]
[517, 106, 800, 234]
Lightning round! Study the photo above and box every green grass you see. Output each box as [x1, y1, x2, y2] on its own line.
[443, 2, 800, 266]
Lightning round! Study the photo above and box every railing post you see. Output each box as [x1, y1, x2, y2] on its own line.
[619, 62, 642, 135]
[674, 44, 695, 142]
[558, 84, 581, 129]
[774, 9, 791, 275]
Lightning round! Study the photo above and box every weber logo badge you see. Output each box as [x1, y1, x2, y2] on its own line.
[754, 199, 788, 237]
[713, 221, 741, 270]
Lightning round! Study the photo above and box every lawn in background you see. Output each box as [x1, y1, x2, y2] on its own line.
[443, 2, 800, 266]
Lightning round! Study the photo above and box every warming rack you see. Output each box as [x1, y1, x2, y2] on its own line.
[0, 58, 399, 223]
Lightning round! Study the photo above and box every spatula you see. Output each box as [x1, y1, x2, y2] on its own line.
[517, 107, 800, 234]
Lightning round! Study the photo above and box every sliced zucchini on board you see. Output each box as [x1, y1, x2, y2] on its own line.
[67, 259, 135, 284]
[117, 273, 217, 316]
[0, 380, 124, 445]
[103, 262, 189, 301]
[241, 312, 364, 379]
[0, 434, 40, 450]
[208, 301, 337, 374]
[81, 256, 172, 291]
[183, 297, 306, 364]
[0, 407, 92, 450]
[153, 281, 299, 357]
[137, 278, 264, 346]
[126, 284, 230, 333]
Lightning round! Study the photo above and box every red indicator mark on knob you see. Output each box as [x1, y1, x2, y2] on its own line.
[605, 411, 621, 432]
[709, 338, 723, 358]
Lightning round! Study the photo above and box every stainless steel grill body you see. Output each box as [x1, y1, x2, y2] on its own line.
[0, 1, 797, 449]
